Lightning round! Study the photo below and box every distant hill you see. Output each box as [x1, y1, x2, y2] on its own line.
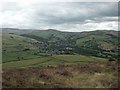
[2, 28, 119, 61]
[2, 32, 40, 62]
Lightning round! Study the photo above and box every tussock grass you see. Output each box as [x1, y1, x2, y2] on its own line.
[3, 62, 118, 88]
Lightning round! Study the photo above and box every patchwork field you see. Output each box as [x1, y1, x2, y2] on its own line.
[3, 55, 108, 69]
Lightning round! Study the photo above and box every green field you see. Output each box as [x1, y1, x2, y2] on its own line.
[3, 55, 108, 69]
[2, 33, 40, 63]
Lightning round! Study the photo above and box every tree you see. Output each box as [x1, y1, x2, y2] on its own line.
[17, 57, 20, 61]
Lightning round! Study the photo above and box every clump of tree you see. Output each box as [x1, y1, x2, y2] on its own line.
[17, 57, 24, 61]
[109, 58, 116, 62]
[23, 48, 30, 51]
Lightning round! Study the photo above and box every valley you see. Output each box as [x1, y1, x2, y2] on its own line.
[2, 28, 119, 88]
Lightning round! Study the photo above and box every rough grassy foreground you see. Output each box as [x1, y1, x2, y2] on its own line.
[3, 62, 118, 88]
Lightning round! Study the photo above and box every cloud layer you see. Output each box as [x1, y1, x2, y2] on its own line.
[0, 1, 118, 32]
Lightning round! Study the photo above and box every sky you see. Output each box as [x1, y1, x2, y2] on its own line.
[0, 0, 118, 32]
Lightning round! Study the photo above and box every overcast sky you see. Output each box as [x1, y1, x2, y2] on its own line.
[0, 0, 118, 32]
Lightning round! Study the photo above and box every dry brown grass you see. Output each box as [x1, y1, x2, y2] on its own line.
[2, 62, 118, 88]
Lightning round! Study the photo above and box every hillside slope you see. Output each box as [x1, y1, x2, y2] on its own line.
[2, 32, 40, 62]
[2, 28, 119, 62]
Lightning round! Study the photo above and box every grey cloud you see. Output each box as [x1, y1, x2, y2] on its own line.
[30, 2, 118, 25]
[1, 2, 118, 31]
